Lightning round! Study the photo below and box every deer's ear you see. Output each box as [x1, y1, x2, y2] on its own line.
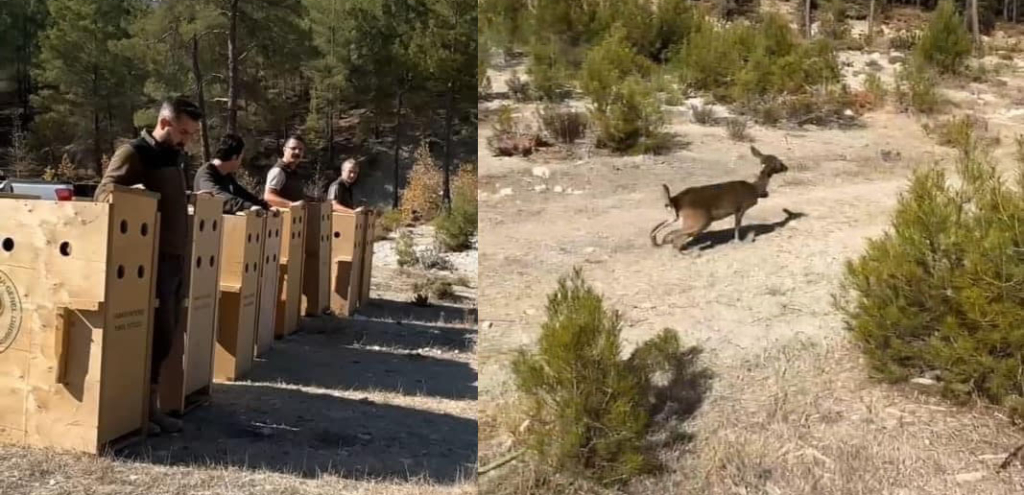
[750, 145, 763, 158]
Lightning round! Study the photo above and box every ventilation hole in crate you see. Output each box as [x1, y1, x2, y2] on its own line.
[196, 256, 202, 269]
[291, 233, 295, 240]
[213, 220, 218, 231]
[141, 223, 149, 237]
[334, 232, 340, 239]
[273, 254, 277, 262]
[59, 241, 72, 257]
[138, 265, 145, 278]
[2, 238, 13, 252]
[120, 220, 128, 234]
[209, 255, 215, 268]
[245, 263, 249, 274]
[256, 234, 261, 242]
[199, 219, 205, 232]
[248, 234, 253, 244]
[265, 255, 270, 265]
[276, 229, 280, 237]
[117, 265, 125, 279]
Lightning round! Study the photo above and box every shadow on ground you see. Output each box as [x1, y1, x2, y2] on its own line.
[115, 296, 478, 483]
[356, 298, 478, 325]
[252, 326, 477, 400]
[115, 383, 477, 482]
[668, 209, 807, 252]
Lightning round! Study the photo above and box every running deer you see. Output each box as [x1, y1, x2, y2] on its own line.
[650, 145, 789, 250]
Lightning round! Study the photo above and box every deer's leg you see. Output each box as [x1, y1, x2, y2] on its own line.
[674, 212, 711, 252]
[734, 210, 745, 242]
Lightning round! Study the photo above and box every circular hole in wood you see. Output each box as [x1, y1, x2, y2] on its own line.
[196, 256, 202, 269]
[59, 241, 72, 257]
[2, 238, 13, 252]
[137, 265, 145, 278]
[212, 220, 218, 231]
[199, 220, 205, 232]
[273, 254, 277, 262]
[117, 265, 125, 279]
[265, 255, 270, 265]
[245, 263, 249, 274]
[141, 223, 149, 237]
[208, 255, 215, 268]
[248, 234, 253, 244]
[291, 233, 295, 240]
[120, 220, 128, 234]
[256, 234, 261, 242]
[333, 232, 340, 239]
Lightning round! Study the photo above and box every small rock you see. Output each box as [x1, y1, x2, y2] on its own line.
[483, 321, 494, 330]
[571, 190, 584, 195]
[584, 247, 597, 254]
[499, 187, 513, 197]
[844, 109, 855, 117]
[553, 185, 564, 193]
[532, 166, 551, 179]
[534, 184, 548, 192]
[953, 471, 986, 483]
[910, 377, 939, 387]
[519, 419, 531, 433]
[524, 309, 537, 316]
[923, 369, 942, 380]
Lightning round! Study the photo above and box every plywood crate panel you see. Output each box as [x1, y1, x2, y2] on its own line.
[329, 212, 366, 316]
[358, 210, 376, 307]
[0, 187, 159, 453]
[254, 211, 282, 358]
[301, 202, 331, 317]
[159, 193, 224, 415]
[274, 205, 306, 337]
[214, 212, 262, 381]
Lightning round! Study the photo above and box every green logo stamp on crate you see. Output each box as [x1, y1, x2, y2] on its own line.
[0, 269, 23, 354]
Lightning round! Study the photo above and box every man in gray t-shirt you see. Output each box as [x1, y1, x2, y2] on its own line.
[263, 135, 307, 208]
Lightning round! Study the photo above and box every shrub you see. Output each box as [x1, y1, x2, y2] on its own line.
[591, 76, 670, 154]
[479, 38, 492, 95]
[527, 39, 573, 102]
[690, 102, 716, 125]
[889, 30, 922, 52]
[914, 0, 972, 75]
[416, 246, 455, 271]
[42, 153, 76, 183]
[1016, 134, 1024, 166]
[396, 229, 418, 268]
[838, 134, 1024, 408]
[893, 59, 942, 114]
[818, 0, 851, 42]
[864, 73, 887, 104]
[726, 117, 750, 141]
[413, 276, 457, 302]
[507, 70, 533, 102]
[375, 208, 403, 239]
[580, 26, 653, 112]
[400, 141, 443, 224]
[511, 267, 709, 487]
[538, 105, 588, 144]
[926, 114, 994, 150]
[434, 163, 478, 252]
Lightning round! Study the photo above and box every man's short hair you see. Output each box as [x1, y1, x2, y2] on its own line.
[214, 133, 245, 161]
[159, 97, 204, 122]
[284, 134, 306, 147]
[341, 158, 358, 169]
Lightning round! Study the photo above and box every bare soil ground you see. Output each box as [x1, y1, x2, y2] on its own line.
[478, 25, 1024, 494]
[0, 235, 478, 495]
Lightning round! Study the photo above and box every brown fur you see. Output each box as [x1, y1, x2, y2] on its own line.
[650, 145, 789, 250]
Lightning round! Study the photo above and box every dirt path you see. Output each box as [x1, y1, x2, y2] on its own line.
[478, 58, 1024, 493]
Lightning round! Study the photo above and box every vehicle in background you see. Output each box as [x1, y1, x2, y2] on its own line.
[0, 177, 75, 201]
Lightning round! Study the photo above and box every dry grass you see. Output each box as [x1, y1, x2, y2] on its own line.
[0, 446, 476, 495]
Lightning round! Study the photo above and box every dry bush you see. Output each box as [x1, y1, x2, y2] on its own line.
[537, 105, 588, 145]
[690, 102, 716, 125]
[396, 229, 418, 268]
[41, 153, 76, 182]
[400, 141, 443, 224]
[507, 70, 533, 102]
[924, 114, 996, 150]
[375, 208, 404, 239]
[413, 275, 457, 302]
[725, 117, 750, 141]
[488, 104, 541, 157]
[893, 60, 943, 114]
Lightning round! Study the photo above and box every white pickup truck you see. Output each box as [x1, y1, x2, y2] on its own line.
[0, 173, 75, 201]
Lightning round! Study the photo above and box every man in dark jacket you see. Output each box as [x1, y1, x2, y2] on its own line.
[326, 158, 366, 214]
[94, 96, 202, 435]
[193, 133, 269, 214]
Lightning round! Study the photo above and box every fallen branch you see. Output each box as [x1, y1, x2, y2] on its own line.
[999, 443, 1024, 470]
[479, 448, 526, 475]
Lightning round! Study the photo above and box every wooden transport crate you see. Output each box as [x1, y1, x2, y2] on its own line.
[358, 210, 376, 306]
[214, 211, 263, 381]
[0, 186, 159, 453]
[254, 210, 282, 358]
[274, 205, 306, 337]
[301, 202, 331, 317]
[329, 212, 366, 316]
[158, 193, 224, 416]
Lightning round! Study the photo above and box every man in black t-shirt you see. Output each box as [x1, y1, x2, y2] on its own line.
[327, 158, 365, 214]
[193, 133, 270, 214]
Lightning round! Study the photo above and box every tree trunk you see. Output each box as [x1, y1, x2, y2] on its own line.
[805, 0, 812, 38]
[972, 0, 981, 55]
[1006, 0, 1010, 21]
[392, 89, 404, 209]
[192, 35, 211, 163]
[442, 81, 454, 210]
[869, 0, 876, 43]
[93, 67, 101, 177]
[227, 0, 240, 134]
[1016, 0, 1019, 22]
